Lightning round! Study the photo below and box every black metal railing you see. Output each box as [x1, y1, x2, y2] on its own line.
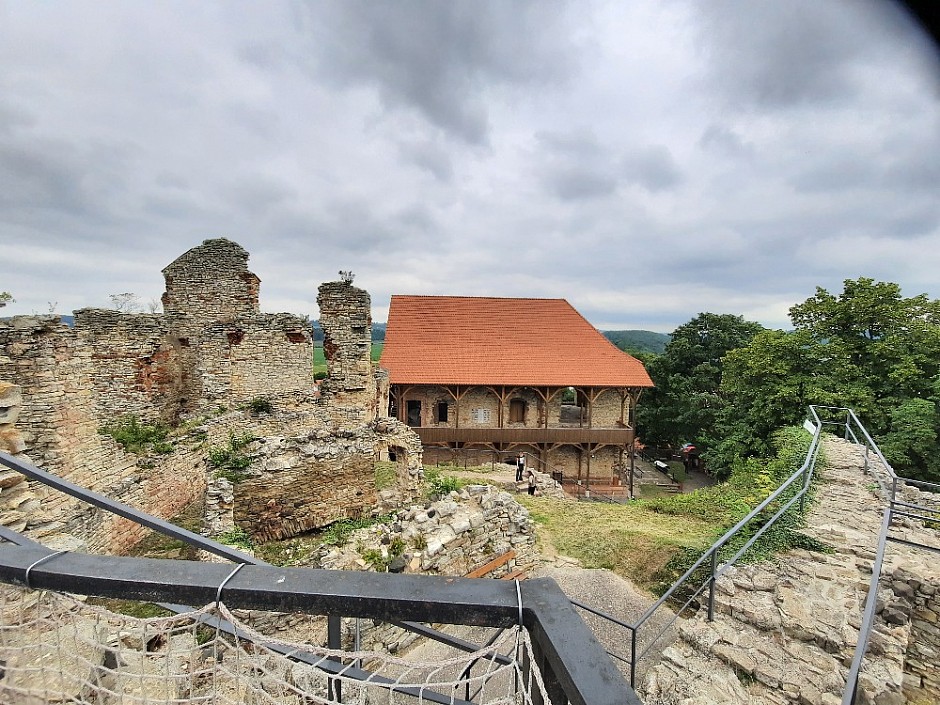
[571, 405, 830, 687]
[568, 404, 940, 701]
[0, 449, 639, 705]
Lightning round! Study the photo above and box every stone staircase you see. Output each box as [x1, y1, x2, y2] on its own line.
[640, 437, 940, 705]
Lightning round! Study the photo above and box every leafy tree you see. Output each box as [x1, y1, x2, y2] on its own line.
[637, 313, 764, 449]
[711, 330, 832, 475]
[715, 278, 940, 482]
[879, 397, 940, 482]
[0, 291, 13, 308]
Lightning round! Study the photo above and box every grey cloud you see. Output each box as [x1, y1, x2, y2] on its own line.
[267, 197, 438, 263]
[237, 42, 290, 72]
[224, 176, 297, 216]
[394, 204, 436, 232]
[0, 141, 98, 219]
[789, 156, 875, 193]
[693, 0, 922, 109]
[544, 168, 618, 201]
[698, 124, 753, 159]
[296, 1, 578, 144]
[536, 130, 606, 158]
[0, 101, 36, 136]
[398, 139, 455, 182]
[536, 129, 619, 200]
[622, 146, 683, 192]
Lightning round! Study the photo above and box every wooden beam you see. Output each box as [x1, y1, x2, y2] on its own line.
[466, 550, 517, 579]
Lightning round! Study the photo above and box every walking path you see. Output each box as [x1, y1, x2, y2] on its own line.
[640, 437, 940, 705]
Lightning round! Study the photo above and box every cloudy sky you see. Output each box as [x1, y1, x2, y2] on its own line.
[1, 1, 938, 332]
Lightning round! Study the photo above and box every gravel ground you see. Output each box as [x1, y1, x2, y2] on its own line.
[531, 563, 678, 686]
[393, 560, 678, 697]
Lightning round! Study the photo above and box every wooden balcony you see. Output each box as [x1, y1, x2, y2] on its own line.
[412, 425, 635, 446]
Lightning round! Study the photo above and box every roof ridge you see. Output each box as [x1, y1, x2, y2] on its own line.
[390, 294, 568, 303]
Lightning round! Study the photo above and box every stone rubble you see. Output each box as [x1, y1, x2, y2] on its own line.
[320, 484, 537, 577]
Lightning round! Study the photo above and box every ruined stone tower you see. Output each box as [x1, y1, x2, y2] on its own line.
[161, 238, 260, 321]
[317, 281, 379, 426]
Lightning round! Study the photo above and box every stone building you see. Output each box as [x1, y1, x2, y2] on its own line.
[380, 295, 654, 483]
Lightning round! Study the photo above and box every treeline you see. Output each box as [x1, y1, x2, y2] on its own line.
[603, 329, 670, 356]
[637, 278, 940, 484]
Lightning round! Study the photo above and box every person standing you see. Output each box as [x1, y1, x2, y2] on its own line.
[526, 469, 537, 496]
[516, 452, 526, 482]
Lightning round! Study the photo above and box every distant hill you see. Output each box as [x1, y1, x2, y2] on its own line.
[602, 329, 670, 355]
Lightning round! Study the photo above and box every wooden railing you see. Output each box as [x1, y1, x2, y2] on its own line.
[412, 426, 635, 445]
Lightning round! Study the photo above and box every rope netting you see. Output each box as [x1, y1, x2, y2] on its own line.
[0, 584, 550, 704]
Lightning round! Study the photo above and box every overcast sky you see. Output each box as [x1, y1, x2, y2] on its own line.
[1, 1, 938, 332]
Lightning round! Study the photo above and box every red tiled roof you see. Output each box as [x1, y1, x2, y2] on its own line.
[380, 296, 654, 388]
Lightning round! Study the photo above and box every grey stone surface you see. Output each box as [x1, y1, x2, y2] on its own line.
[640, 436, 940, 705]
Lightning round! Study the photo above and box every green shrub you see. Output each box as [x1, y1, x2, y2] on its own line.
[389, 536, 406, 558]
[247, 397, 273, 414]
[411, 533, 428, 550]
[217, 527, 254, 551]
[424, 468, 463, 498]
[361, 548, 389, 572]
[318, 514, 394, 547]
[99, 416, 173, 455]
[644, 425, 830, 593]
[208, 431, 255, 482]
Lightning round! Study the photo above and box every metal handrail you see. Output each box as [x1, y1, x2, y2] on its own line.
[573, 404, 830, 686]
[567, 404, 938, 699]
[0, 449, 640, 705]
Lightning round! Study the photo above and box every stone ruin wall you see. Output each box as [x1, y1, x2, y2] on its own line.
[221, 415, 424, 543]
[0, 238, 422, 555]
[0, 374, 207, 556]
[161, 237, 260, 322]
[72, 309, 182, 424]
[186, 314, 314, 407]
[321, 485, 538, 655]
[896, 566, 940, 703]
[317, 282, 378, 427]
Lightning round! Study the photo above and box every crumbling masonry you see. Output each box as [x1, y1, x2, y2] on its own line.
[0, 238, 422, 553]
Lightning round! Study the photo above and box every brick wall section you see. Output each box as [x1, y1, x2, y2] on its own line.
[161, 238, 260, 321]
[0, 317, 81, 472]
[234, 433, 377, 543]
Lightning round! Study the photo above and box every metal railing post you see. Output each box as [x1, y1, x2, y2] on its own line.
[630, 627, 638, 687]
[707, 549, 717, 622]
[328, 614, 343, 702]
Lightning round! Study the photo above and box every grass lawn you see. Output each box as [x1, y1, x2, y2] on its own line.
[518, 495, 715, 591]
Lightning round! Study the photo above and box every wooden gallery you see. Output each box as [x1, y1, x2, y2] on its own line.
[380, 295, 654, 487]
